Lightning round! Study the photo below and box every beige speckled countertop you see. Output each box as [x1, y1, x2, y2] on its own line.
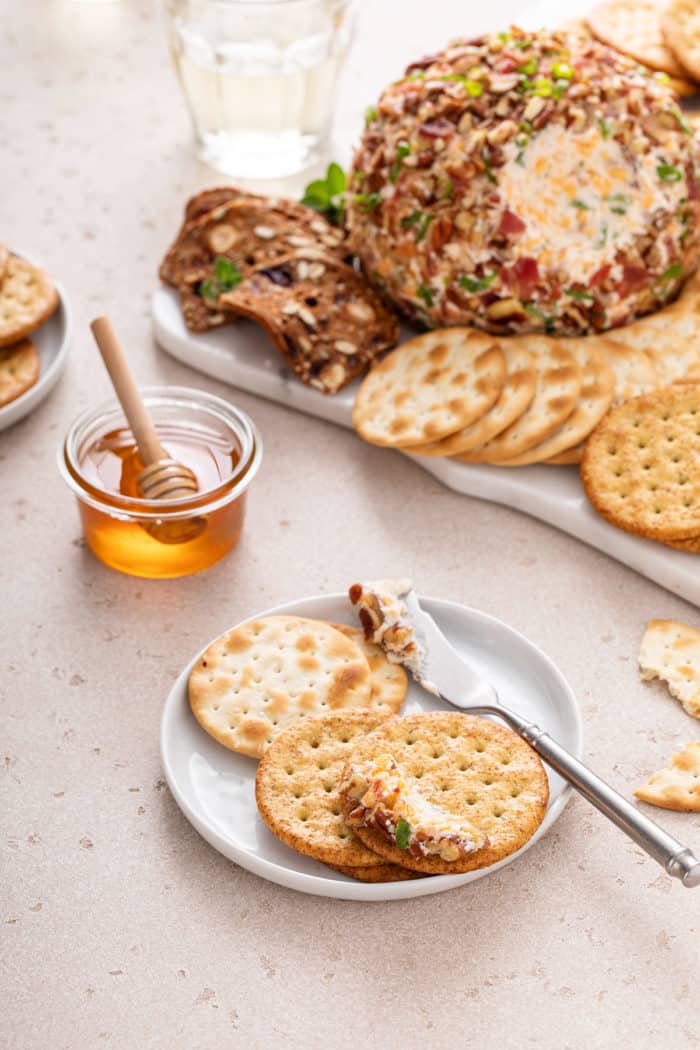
[2, 2, 699, 1047]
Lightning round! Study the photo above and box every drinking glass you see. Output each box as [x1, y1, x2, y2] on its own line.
[164, 0, 357, 178]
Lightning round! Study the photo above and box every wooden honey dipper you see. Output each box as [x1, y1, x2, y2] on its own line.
[90, 316, 205, 544]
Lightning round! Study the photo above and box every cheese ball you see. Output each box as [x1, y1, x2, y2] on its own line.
[346, 27, 700, 335]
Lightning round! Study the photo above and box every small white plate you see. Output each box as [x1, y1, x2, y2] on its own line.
[0, 253, 72, 432]
[160, 592, 583, 901]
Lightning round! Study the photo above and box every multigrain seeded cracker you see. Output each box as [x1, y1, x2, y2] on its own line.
[0, 256, 58, 347]
[339, 712, 549, 875]
[662, 0, 700, 82]
[352, 329, 505, 447]
[188, 616, 374, 759]
[587, 0, 692, 77]
[255, 710, 394, 866]
[0, 339, 40, 407]
[326, 623, 407, 712]
[634, 741, 700, 811]
[497, 340, 614, 465]
[402, 341, 537, 457]
[220, 251, 399, 394]
[639, 619, 700, 718]
[581, 384, 700, 541]
[456, 338, 581, 463]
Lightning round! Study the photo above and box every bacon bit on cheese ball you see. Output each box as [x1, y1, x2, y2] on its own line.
[346, 26, 700, 336]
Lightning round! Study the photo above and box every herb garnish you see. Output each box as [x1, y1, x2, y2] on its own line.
[525, 303, 555, 332]
[415, 213, 435, 243]
[441, 74, 483, 96]
[517, 57, 538, 76]
[599, 118, 612, 139]
[364, 105, 379, 129]
[301, 162, 347, 225]
[200, 257, 243, 300]
[459, 272, 497, 293]
[660, 262, 683, 281]
[400, 211, 423, 228]
[417, 283, 435, 308]
[482, 151, 496, 184]
[395, 818, 411, 850]
[354, 191, 382, 212]
[570, 198, 590, 210]
[564, 288, 594, 301]
[390, 141, 411, 183]
[657, 163, 683, 182]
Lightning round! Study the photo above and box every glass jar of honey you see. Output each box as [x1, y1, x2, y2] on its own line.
[58, 386, 262, 578]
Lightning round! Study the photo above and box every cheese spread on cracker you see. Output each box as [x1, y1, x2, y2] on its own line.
[349, 578, 425, 679]
[341, 754, 487, 861]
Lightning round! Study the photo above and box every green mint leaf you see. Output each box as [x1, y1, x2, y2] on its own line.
[326, 162, 346, 197]
[199, 279, 219, 301]
[657, 163, 683, 182]
[395, 818, 411, 850]
[214, 257, 242, 289]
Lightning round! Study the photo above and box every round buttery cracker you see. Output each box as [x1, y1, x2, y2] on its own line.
[0, 242, 8, 283]
[496, 341, 615, 465]
[189, 616, 374, 759]
[457, 337, 581, 463]
[255, 710, 394, 867]
[326, 863, 423, 882]
[581, 384, 700, 541]
[403, 341, 537, 457]
[352, 329, 505, 447]
[0, 256, 58, 347]
[341, 712, 549, 875]
[0, 339, 40, 407]
[326, 622, 407, 712]
[588, 0, 691, 77]
[662, 0, 700, 82]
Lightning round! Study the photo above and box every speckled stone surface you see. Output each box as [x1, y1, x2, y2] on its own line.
[2, 2, 699, 1048]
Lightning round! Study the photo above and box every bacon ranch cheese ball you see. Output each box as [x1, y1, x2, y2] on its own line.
[345, 27, 700, 335]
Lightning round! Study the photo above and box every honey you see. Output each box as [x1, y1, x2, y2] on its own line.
[59, 387, 262, 578]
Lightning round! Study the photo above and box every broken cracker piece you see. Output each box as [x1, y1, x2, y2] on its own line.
[634, 741, 700, 811]
[639, 619, 700, 719]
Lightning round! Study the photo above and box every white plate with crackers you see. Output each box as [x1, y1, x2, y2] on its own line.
[0, 249, 71, 432]
[160, 592, 582, 900]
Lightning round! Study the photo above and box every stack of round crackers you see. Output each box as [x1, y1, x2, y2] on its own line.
[0, 244, 58, 409]
[584, 0, 700, 95]
[188, 614, 550, 881]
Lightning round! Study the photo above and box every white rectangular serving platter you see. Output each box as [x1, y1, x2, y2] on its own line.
[153, 286, 700, 607]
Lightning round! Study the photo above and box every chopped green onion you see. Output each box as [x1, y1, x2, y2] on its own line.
[596, 222, 609, 249]
[657, 163, 683, 182]
[459, 272, 497, 293]
[390, 141, 411, 183]
[564, 288, 593, 301]
[400, 211, 422, 228]
[513, 37, 533, 50]
[666, 109, 691, 133]
[417, 283, 435, 308]
[415, 213, 435, 243]
[354, 191, 382, 212]
[364, 105, 378, 128]
[517, 58, 538, 76]
[660, 262, 683, 281]
[525, 303, 555, 332]
[439, 176, 454, 199]
[441, 74, 483, 95]
[482, 151, 496, 184]
[570, 198, 590, 210]
[599, 118, 612, 139]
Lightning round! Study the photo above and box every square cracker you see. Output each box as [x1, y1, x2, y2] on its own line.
[639, 619, 700, 719]
[635, 741, 700, 811]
